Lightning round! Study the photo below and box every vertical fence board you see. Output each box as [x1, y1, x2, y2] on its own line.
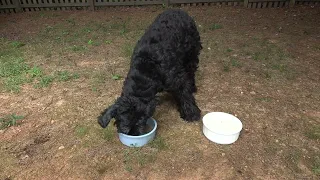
[279, 1, 284, 7]
[290, 0, 295, 7]
[253, 2, 257, 7]
[274, 1, 278, 7]
[89, 0, 94, 10]
[244, 0, 248, 7]
[285, 1, 288, 7]
[13, 0, 22, 12]
[262, 1, 267, 7]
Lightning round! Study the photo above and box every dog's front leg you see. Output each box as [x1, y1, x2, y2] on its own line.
[173, 83, 201, 121]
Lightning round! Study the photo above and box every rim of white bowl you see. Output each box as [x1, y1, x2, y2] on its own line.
[202, 112, 243, 135]
[118, 118, 157, 138]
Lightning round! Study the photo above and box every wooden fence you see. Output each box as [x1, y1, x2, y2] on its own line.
[0, 0, 319, 13]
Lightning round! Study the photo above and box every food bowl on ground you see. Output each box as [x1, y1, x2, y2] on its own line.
[118, 118, 157, 147]
[202, 112, 243, 144]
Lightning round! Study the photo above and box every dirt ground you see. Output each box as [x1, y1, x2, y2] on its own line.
[0, 4, 319, 180]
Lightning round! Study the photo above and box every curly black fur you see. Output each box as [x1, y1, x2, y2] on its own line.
[98, 9, 202, 135]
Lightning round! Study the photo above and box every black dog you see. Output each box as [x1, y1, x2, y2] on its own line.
[98, 9, 202, 135]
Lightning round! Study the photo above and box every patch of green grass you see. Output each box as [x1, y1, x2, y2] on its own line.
[111, 74, 121, 80]
[120, 23, 128, 35]
[240, 38, 295, 80]
[123, 149, 133, 172]
[305, 125, 320, 140]
[34, 75, 54, 88]
[0, 114, 24, 130]
[109, 22, 123, 30]
[105, 40, 112, 44]
[55, 70, 79, 82]
[91, 87, 98, 92]
[3, 75, 29, 92]
[83, 27, 92, 33]
[0, 39, 70, 92]
[227, 48, 233, 52]
[272, 64, 288, 72]
[75, 125, 89, 138]
[11, 41, 25, 48]
[223, 62, 230, 72]
[66, 18, 75, 26]
[92, 71, 107, 84]
[122, 147, 157, 172]
[149, 136, 168, 150]
[122, 43, 134, 58]
[71, 45, 87, 52]
[253, 52, 267, 61]
[209, 23, 223, 30]
[0, 52, 32, 92]
[0, 57, 29, 78]
[89, 71, 107, 92]
[256, 97, 272, 102]
[87, 39, 101, 46]
[88, 39, 93, 45]
[312, 156, 320, 175]
[101, 126, 115, 141]
[27, 66, 43, 78]
[284, 148, 302, 173]
[96, 24, 109, 33]
[231, 58, 241, 67]
[44, 25, 54, 33]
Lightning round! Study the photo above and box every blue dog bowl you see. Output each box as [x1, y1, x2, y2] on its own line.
[118, 118, 157, 147]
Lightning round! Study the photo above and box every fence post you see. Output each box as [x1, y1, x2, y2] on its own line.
[13, 0, 22, 12]
[89, 0, 95, 11]
[289, 0, 295, 7]
[166, 0, 170, 7]
[244, 0, 249, 7]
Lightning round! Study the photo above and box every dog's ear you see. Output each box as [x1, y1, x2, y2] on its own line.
[98, 104, 117, 128]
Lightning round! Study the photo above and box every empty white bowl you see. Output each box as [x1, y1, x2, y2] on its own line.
[118, 118, 157, 147]
[202, 112, 243, 144]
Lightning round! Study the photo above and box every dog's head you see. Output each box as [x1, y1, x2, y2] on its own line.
[98, 96, 155, 136]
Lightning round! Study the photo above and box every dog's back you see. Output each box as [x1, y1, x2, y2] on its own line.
[135, 9, 201, 54]
[129, 9, 202, 85]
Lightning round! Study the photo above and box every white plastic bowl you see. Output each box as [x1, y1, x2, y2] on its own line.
[118, 118, 157, 147]
[202, 112, 243, 144]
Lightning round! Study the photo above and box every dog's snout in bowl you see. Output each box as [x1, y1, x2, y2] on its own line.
[118, 118, 157, 147]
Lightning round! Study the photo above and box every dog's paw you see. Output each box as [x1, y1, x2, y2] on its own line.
[181, 107, 201, 122]
[98, 116, 107, 128]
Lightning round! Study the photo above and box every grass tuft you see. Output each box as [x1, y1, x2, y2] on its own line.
[75, 125, 89, 138]
[209, 23, 223, 30]
[122, 43, 134, 58]
[149, 136, 168, 150]
[305, 125, 320, 140]
[0, 114, 24, 130]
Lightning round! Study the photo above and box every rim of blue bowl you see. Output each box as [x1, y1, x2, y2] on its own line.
[118, 118, 157, 138]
